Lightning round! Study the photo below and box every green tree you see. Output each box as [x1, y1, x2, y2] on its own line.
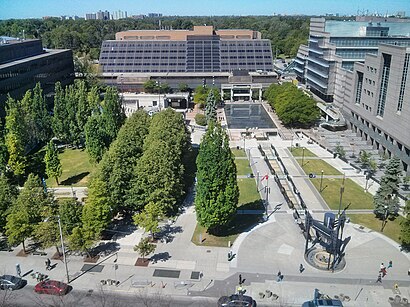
[84, 115, 107, 163]
[5, 174, 50, 252]
[99, 110, 151, 213]
[133, 202, 164, 238]
[143, 80, 157, 93]
[58, 198, 83, 235]
[133, 237, 156, 260]
[0, 174, 18, 232]
[101, 86, 125, 145]
[52, 82, 70, 143]
[44, 140, 62, 185]
[400, 200, 410, 248]
[178, 83, 190, 92]
[373, 157, 402, 218]
[204, 90, 217, 124]
[4, 96, 27, 176]
[195, 122, 239, 234]
[82, 177, 112, 239]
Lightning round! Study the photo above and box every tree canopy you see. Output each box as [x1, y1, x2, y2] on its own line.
[265, 83, 320, 127]
[195, 122, 239, 234]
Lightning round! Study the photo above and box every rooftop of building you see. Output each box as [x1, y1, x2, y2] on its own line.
[116, 25, 261, 40]
[317, 19, 410, 37]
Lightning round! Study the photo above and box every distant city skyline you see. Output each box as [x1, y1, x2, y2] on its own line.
[0, 0, 409, 20]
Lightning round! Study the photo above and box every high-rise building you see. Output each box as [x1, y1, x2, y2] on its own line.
[339, 44, 410, 173]
[0, 37, 74, 109]
[99, 26, 273, 74]
[294, 18, 410, 102]
[85, 13, 97, 20]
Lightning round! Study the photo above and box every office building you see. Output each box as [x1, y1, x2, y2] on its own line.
[294, 18, 410, 102]
[339, 44, 410, 173]
[0, 37, 74, 108]
[99, 26, 274, 74]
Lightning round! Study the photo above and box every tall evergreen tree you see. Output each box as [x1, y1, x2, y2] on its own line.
[4, 96, 27, 176]
[52, 82, 70, 143]
[44, 140, 62, 185]
[373, 157, 402, 218]
[205, 90, 217, 124]
[195, 122, 239, 234]
[0, 174, 18, 232]
[101, 87, 125, 144]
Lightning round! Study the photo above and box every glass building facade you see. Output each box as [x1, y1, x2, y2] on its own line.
[295, 18, 410, 102]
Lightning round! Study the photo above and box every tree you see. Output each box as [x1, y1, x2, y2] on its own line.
[373, 157, 402, 218]
[5, 96, 27, 176]
[58, 198, 83, 235]
[195, 122, 239, 234]
[133, 237, 156, 261]
[101, 86, 125, 145]
[52, 82, 70, 143]
[85, 115, 107, 163]
[82, 177, 112, 239]
[178, 83, 190, 92]
[133, 202, 164, 238]
[334, 142, 346, 158]
[44, 140, 62, 185]
[5, 174, 51, 252]
[99, 110, 151, 213]
[400, 200, 410, 248]
[0, 174, 18, 232]
[143, 80, 157, 93]
[204, 90, 217, 124]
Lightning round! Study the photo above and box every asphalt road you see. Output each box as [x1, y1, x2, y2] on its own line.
[0, 285, 217, 307]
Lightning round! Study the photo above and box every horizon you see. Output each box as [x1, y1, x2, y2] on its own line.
[1, 0, 409, 20]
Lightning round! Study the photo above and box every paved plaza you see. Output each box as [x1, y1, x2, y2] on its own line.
[0, 105, 409, 306]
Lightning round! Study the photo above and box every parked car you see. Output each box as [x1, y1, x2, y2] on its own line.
[0, 275, 26, 290]
[34, 280, 69, 296]
[217, 294, 256, 306]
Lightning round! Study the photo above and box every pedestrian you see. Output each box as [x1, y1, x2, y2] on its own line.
[45, 258, 51, 270]
[388, 260, 393, 269]
[299, 264, 305, 273]
[376, 274, 382, 283]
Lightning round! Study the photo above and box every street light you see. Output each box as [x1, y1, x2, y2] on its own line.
[45, 215, 69, 283]
[319, 170, 324, 192]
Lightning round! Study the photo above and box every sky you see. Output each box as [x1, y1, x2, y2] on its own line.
[0, 0, 410, 20]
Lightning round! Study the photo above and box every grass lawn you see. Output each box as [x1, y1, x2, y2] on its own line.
[46, 148, 95, 187]
[237, 178, 261, 205]
[311, 178, 374, 210]
[348, 214, 404, 243]
[289, 147, 316, 157]
[231, 148, 247, 157]
[235, 159, 252, 176]
[191, 177, 263, 246]
[296, 159, 342, 176]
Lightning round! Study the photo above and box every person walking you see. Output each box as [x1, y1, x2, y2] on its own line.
[376, 274, 382, 283]
[45, 258, 51, 270]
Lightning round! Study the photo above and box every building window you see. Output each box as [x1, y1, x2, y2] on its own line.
[397, 53, 409, 112]
[376, 53, 391, 117]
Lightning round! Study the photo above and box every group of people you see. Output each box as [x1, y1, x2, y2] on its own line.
[376, 260, 392, 283]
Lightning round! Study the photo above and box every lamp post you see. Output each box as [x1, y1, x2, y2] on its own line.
[338, 174, 346, 216]
[45, 215, 69, 283]
[319, 170, 324, 192]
